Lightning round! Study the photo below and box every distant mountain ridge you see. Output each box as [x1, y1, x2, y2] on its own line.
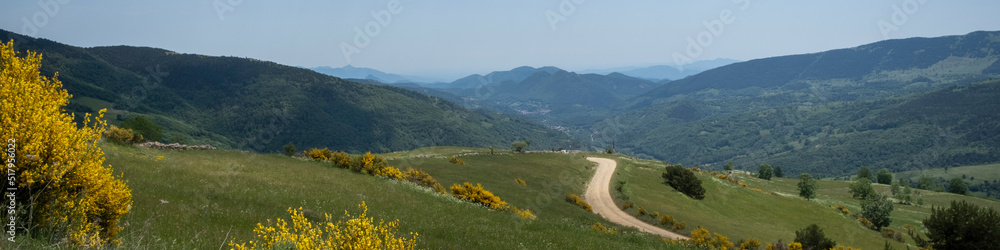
[590, 30, 1000, 176]
[311, 65, 413, 83]
[578, 58, 741, 80]
[0, 29, 571, 152]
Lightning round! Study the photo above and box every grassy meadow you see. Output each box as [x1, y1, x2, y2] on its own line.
[608, 156, 1000, 250]
[3, 144, 687, 249]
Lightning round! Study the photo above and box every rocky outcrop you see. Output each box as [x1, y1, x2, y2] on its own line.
[137, 141, 216, 150]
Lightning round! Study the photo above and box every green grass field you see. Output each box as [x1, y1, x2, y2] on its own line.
[607, 156, 1000, 249]
[2, 144, 688, 249]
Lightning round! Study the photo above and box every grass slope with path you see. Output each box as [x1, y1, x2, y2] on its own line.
[608, 155, 1000, 249]
[2, 144, 690, 249]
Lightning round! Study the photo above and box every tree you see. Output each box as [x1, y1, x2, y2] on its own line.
[861, 194, 894, 230]
[850, 178, 876, 200]
[857, 166, 873, 181]
[921, 200, 1000, 249]
[724, 161, 734, 171]
[798, 173, 817, 200]
[948, 177, 968, 195]
[283, 142, 296, 156]
[662, 164, 706, 200]
[876, 168, 892, 185]
[0, 41, 132, 246]
[774, 166, 785, 178]
[794, 224, 837, 250]
[121, 115, 163, 142]
[512, 141, 529, 153]
[758, 164, 773, 180]
[917, 176, 936, 190]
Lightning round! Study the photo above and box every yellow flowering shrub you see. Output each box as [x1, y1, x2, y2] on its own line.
[674, 222, 687, 230]
[103, 124, 143, 144]
[515, 178, 526, 186]
[591, 222, 616, 234]
[402, 168, 447, 194]
[660, 214, 675, 225]
[829, 245, 861, 250]
[788, 242, 803, 250]
[448, 156, 465, 165]
[229, 202, 417, 250]
[565, 193, 593, 212]
[738, 238, 761, 250]
[377, 166, 403, 180]
[330, 151, 350, 169]
[304, 148, 333, 161]
[450, 182, 507, 209]
[510, 206, 537, 220]
[0, 40, 132, 246]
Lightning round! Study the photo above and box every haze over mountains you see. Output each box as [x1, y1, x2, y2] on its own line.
[4, 27, 999, 177]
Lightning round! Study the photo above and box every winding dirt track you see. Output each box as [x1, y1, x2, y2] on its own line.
[584, 157, 689, 240]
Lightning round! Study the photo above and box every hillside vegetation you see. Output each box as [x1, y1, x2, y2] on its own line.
[0, 29, 570, 153]
[608, 156, 1000, 250]
[0, 143, 693, 249]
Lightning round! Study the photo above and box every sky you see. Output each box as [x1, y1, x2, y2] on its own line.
[2, 0, 999, 81]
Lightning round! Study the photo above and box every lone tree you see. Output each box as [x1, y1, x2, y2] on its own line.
[774, 166, 785, 178]
[512, 141, 529, 153]
[850, 177, 876, 200]
[921, 200, 1000, 249]
[876, 168, 893, 185]
[662, 164, 706, 200]
[857, 166, 873, 181]
[758, 163, 773, 180]
[283, 142, 297, 156]
[861, 194, 894, 230]
[798, 173, 817, 200]
[794, 224, 836, 250]
[122, 115, 163, 142]
[724, 161, 734, 171]
[948, 177, 969, 195]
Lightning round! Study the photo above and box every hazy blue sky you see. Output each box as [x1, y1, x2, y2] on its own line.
[2, 0, 998, 80]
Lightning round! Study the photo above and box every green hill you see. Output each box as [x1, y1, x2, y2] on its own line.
[0, 29, 570, 153]
[596, 78, 1000, 176]
[1, 143, 688, 249]
[589, 31, 1000, 175]
[608, 156, 1000, 250]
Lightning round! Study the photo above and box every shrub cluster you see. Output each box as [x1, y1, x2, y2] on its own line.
[401, 168, 447, 194]
[622, 201, 634, 210]
[448, 156, 465, 165]
[591, 222, 616, 234]
[565, 193, 593, 212]
[515, 178, 526, 186]
[832, 205, 850, 215]
[690, 227, 734, 250]
[229, 202, 418, 250]
[305, 147, 334, 161]
[450, 182, 507, 210]
[104, 124, 144, 144]
[511, 206, 536, 220]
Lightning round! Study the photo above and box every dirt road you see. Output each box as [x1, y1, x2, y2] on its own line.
[584, 157, 689, 240]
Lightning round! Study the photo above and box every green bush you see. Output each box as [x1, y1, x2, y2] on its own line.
[121, 115, 162, 142]
[662, 164, 706, 200]
[794, 224, 836, 250]
[920, 200, 1000, 249]
[758, 164, 773, 180]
